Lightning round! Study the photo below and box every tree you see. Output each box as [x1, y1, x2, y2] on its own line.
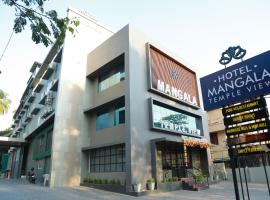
[0, 89, 11, 115]
[2, 0, 80, 47]
[162, 114, 188, 125]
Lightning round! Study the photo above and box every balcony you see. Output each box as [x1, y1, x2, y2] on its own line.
[23, 102, 30, 109]
[33, 79, 48, 93]
[24, 113, 32, 122]
[42, 62, 58, 80]
[31, 105, 42, 115]
[27, 92, 36, 103]
[39, 91, 48, 105]
[49, 78, 59, 91]
[41, 106, 54, 119]
[20, 108, 27, 115]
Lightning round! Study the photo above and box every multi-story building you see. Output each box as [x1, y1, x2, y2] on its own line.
[8, 8, 113, 186]
[6, 8, 211, 192]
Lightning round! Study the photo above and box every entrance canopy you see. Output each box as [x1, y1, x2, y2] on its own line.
[0, 137, 27, 147]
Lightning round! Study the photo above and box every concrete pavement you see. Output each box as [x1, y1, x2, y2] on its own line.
[0, 179, 269, 200]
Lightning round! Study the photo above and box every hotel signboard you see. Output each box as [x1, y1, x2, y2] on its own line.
[147, 44, 200, 108]
[200, 50, 270, 111]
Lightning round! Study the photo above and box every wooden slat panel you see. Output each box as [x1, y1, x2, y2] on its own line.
[150, 45, 200, 107]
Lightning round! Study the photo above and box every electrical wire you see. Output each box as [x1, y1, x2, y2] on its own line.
[0, 29, 15, 72]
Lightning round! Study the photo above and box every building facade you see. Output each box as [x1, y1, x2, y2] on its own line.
[7, 9, 211, 192]
[208, 109, 229, 164]
[81, 25, 211, 191]
[8, 8, 113, 186]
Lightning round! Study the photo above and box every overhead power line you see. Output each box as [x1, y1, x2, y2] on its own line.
[0, 29, 15, 73]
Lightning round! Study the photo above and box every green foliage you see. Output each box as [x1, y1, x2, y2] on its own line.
[163, 177, 179, 183]
[2, 0, 80, 47]
[83, 177, 88, 183]
[162, 114, 188, 125]
[195, 171, 206, 182]
[147, 177, 155, 183]
[104, 179, 108, 184]
[0, 89, 11, 115]
[110, 178, 116, 185]
[116, 179, 121, 185]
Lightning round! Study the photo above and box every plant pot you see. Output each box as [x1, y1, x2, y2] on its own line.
[147, 182, 155, 190]
[133, 183, 142, 192]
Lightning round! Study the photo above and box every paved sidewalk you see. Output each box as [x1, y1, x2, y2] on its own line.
[0, 179, 269, 200]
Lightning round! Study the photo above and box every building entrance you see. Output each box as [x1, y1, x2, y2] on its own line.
[158, 142, 192, 180]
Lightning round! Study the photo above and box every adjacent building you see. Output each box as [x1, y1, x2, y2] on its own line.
[5, 8, 212, 192]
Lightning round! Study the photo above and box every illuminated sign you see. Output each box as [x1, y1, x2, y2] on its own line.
[225, 121, 269, 136]
[151, 100, 201, 138]
[200, 50, 270, 111]
[224, 109, 268, 126]
[159, 120, 201, 137]
[227, 132, 269, 146]
[148, 44, 200, 107]
[238, 146, 265, 154]
[222, 98, 266, 116]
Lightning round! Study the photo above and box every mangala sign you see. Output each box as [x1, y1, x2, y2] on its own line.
[200, 50, 270, 111]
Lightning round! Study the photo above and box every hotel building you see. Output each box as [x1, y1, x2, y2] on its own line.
[3, 8, 211, 192]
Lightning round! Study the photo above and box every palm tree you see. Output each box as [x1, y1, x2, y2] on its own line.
[0, 89, 11, 115]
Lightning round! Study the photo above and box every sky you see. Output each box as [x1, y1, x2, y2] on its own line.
[0, 0, 270, 130]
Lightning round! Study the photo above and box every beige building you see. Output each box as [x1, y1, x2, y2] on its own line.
[208, 109, 229, 164]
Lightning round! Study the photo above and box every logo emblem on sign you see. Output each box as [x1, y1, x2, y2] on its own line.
[170, 70, 179, 80]
[219, 46, 246, 66]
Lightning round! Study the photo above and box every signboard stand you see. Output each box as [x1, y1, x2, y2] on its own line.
[261, 152, 270, 195]
[200, 49, 270, 199]
[229, 148, 240, 200]
[223, 96, 270, 200]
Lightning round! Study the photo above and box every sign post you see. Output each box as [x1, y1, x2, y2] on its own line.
[200, 49, 270, 199]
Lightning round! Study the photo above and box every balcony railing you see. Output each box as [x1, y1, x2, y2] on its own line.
[27, 91, 36, 103]
[33, 79, 48, 93]
[42, 62, 58, 80]
[49, 78, 59, 91]
[41, 106, 54, 119]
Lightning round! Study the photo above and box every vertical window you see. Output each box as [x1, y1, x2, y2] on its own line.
[89, 144, 125, 173]
[115, 101, 125, 125]
[210, 133, 219, 145]
[45, 129, 53, 151]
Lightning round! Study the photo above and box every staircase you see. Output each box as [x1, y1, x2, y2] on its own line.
[181, 167, 210, 191]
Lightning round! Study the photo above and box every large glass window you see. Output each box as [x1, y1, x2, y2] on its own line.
[98, 65, 125, 92]
[152, 101, 201, 137]
[89, 144, 125, 173]
[96, 100, 125, 130]
[96, 109, 114, 130]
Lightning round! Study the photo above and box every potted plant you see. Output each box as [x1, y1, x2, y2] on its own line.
[147, 177, 155, 190]
[133, 182, 142, 192]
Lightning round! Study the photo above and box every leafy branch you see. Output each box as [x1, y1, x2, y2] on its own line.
[2, 0, 80, 47]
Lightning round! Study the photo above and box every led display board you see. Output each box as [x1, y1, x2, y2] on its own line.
[225, 121, 269, 136]
[224, 109, 268, 126]
[227, 132, 269, 146]
[222, 98, 266, 116]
